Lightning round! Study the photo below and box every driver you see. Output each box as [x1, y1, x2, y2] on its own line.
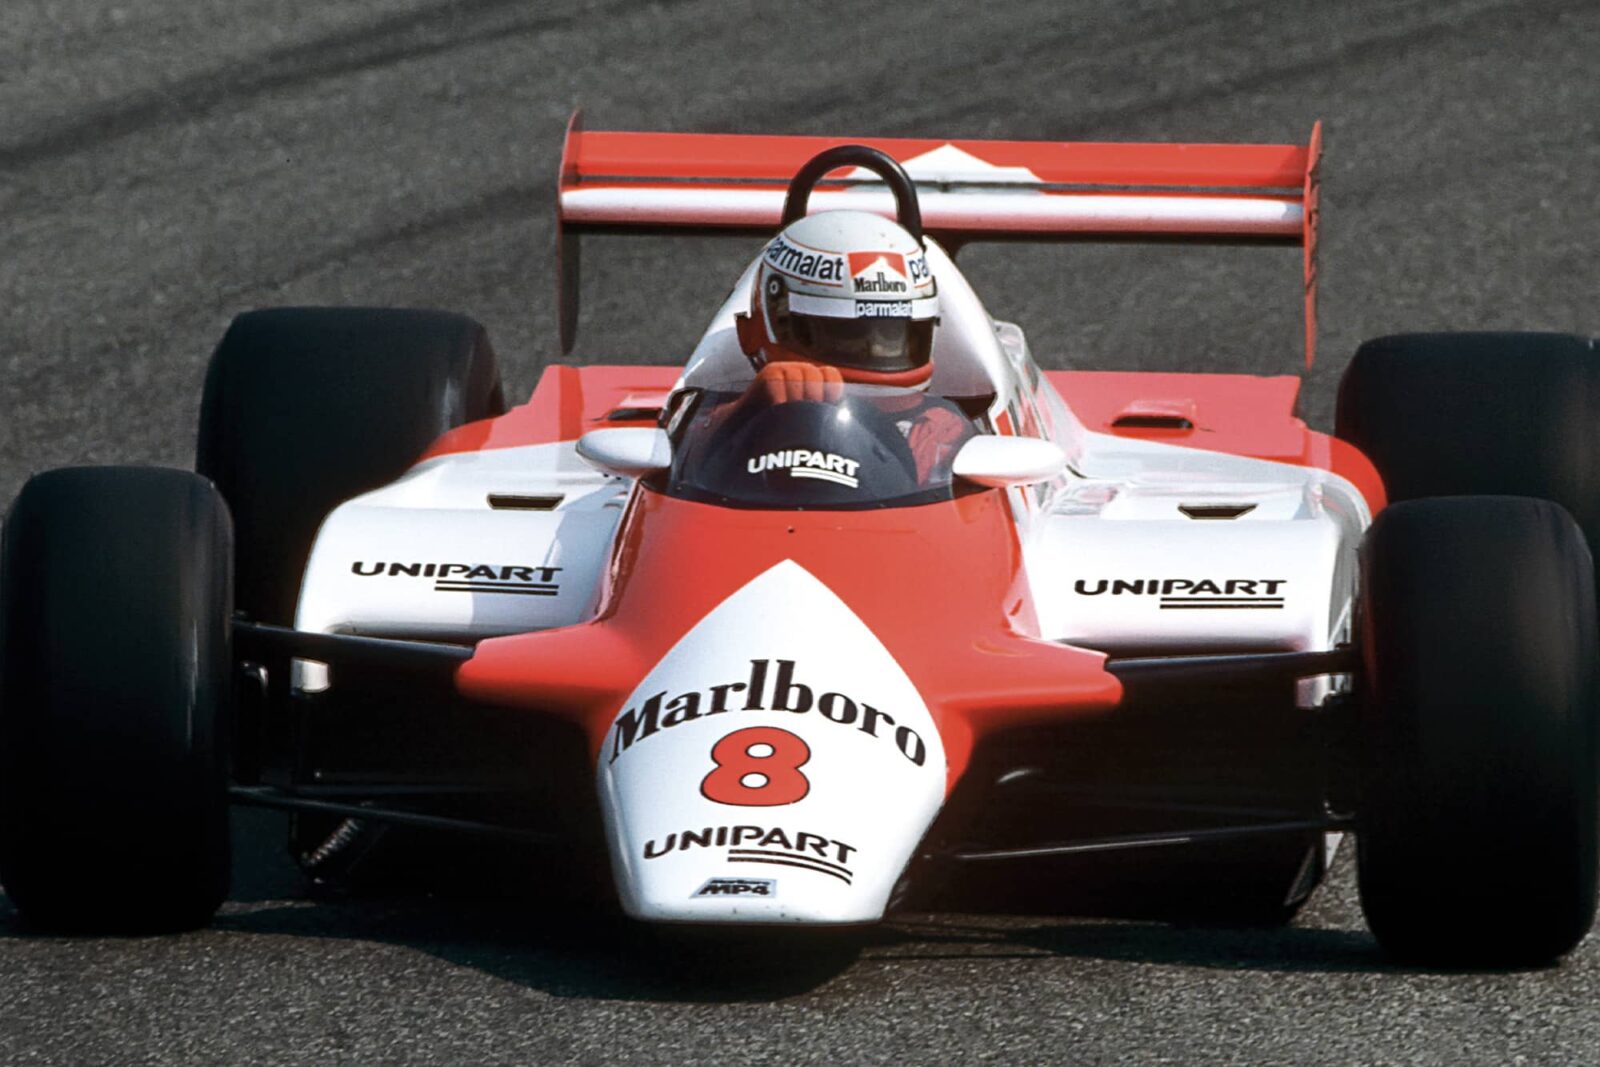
[734, 210, 969, 480]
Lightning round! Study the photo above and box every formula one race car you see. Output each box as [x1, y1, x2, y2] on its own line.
[3, 119, 1598, 967]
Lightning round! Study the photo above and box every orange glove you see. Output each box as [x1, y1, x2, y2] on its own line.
[755, 361, 845, 405]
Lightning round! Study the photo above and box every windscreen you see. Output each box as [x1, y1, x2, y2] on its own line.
[663, 384, 978, 510]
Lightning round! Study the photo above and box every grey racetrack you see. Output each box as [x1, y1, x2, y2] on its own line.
[3, 0, 1599, 1062]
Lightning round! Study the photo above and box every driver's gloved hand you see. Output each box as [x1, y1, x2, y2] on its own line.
[755, 361, 845, 405]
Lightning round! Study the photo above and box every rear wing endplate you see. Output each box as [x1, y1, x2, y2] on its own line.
[556, 112, 1322, 365]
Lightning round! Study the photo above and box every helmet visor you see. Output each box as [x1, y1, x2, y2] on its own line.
[784, 313, 935, 375]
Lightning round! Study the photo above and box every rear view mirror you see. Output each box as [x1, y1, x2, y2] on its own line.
[952, 435, 1067, 489]
[576, 428, 673, 479]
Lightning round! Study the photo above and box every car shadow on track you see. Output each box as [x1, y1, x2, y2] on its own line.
[211, 896, 870, 1002]
[869, 916, 1388, 975]
[0, 810, 1553, 1001]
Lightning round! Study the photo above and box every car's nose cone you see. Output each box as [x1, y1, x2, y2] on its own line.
[597, 559, 947, 923]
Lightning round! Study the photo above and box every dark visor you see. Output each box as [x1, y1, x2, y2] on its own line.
[784, 314, 934, 375]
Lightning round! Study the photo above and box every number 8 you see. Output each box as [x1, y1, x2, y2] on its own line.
[700, 727, 811, 807]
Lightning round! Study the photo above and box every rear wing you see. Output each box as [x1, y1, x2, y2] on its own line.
[556, 112, 1322, 365]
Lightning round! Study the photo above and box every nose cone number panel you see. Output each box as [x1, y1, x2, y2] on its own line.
[598, 560, 946, 923]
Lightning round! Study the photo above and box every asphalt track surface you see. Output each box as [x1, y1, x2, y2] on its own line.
[2, 0, 1599, 1062]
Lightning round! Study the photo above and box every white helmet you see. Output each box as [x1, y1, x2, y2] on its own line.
[738, 210, 940, 384]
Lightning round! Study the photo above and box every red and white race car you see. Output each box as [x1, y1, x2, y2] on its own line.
[3, 119, 1597, 967]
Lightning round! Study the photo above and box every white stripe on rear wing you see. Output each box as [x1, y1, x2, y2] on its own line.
[561, 187, 1303, 239]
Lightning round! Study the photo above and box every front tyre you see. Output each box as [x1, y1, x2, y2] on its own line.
[0, 467, 233, 931]
[196, 306, 505, 625]
[1357, 496, 1599, 966]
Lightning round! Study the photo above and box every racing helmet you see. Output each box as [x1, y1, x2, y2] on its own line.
[738, 210, 940, 386]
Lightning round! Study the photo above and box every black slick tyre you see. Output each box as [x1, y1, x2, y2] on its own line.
[0, 467, 234, 932]
[196, 307, 506, 625]
[1336, 332, 1600, 535]
[1356, 496, 1599, 966]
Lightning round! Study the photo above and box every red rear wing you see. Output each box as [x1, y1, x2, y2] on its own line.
[556, 113, 1323, 364]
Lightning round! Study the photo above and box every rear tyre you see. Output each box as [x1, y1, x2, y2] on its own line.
[1357, 496, 1599, 965]
[196, 306, 506, 625]
[0, 467, 233, 931]
[1336, 331, 1600, 535]
[196, 308, 505, 875]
